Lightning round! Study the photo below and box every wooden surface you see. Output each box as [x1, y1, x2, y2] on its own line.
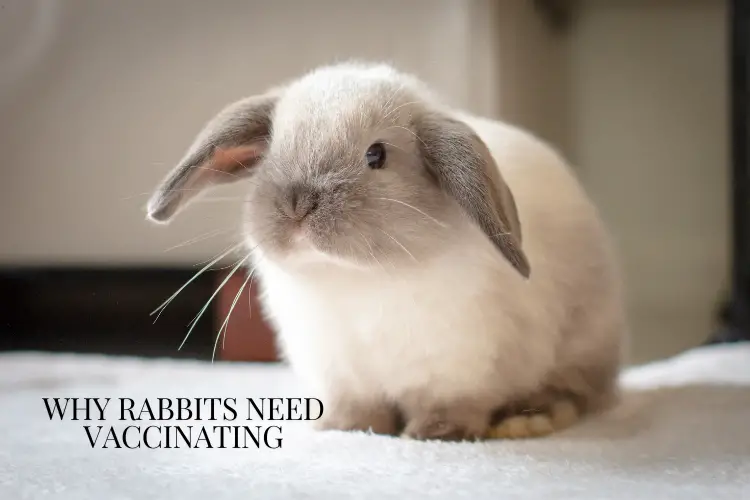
[214, 269, 279, 362]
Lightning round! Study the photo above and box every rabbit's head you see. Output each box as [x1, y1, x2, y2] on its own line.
[148, 63, 529, 277]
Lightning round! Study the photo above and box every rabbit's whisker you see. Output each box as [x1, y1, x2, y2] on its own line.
[193, 197, 245, 203]
[190, 221, 280, 268]
[381, 100, 419, 122]
[163, 228, 236, 253]
[123, 177, 263, 202]
[121, 188, 207, 201]
[190, 166, 242, 179]
[385, 125, 427, 147]
[380, 141, 408, 154]
[377, 227, 418, 263]
[224, 151, 254, 174]
[213, 266, 255, 362]
[356, 229, 386, 272]
[180, 251, 253, 351]
[377, 82, 408, 127]
[374, 197, 448, 228]
[150, 243, 243, 322]
[192, 242, 242, 268]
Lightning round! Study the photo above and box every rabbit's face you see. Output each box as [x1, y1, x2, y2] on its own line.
[147, 63, 530, 277]
[242, 79, 454, 269]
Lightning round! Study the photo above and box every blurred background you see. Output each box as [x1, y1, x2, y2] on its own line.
[0, 0, 733, 364]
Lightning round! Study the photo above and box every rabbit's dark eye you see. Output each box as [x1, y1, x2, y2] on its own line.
[365, 143, 386, 169]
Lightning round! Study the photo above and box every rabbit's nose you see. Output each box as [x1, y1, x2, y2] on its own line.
[280, 183, 320, 221]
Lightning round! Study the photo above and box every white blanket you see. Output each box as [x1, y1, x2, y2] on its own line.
[1, 344, 749, 499]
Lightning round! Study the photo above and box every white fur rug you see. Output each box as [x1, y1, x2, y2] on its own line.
[1, 344, 749, 499]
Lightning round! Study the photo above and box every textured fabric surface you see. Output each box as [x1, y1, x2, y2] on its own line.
[1, 344, 749, 499]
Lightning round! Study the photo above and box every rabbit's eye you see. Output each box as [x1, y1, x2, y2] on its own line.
[365, 143, 386, 169]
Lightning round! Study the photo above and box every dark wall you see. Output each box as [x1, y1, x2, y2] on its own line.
[0, 267, 217, 359]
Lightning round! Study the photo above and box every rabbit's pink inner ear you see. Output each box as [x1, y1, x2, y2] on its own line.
[169, 143, 265, 204]
[210, 143, 266, 179]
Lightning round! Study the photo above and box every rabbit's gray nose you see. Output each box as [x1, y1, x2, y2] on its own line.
[279, 183, 320, 221]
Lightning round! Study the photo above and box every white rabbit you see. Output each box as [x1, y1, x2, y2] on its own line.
[148, 62, 627, 440]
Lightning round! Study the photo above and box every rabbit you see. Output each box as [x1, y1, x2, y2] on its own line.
[147, 62, 627, 441]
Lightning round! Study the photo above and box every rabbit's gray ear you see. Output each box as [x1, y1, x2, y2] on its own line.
[147, 92, 278, 223]
[415, 111, 530, 278]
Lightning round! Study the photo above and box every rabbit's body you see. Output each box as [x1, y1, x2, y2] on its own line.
[258, 210, 528, 405]
[256, 113, 625, 437]
[148, 63, 626, 440]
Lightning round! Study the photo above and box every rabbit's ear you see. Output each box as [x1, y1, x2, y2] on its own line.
[147, 92, 278, 223]
[415, 111, 530, 278]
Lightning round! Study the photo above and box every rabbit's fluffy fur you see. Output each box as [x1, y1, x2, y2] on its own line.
[148, 63, 627, 441]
